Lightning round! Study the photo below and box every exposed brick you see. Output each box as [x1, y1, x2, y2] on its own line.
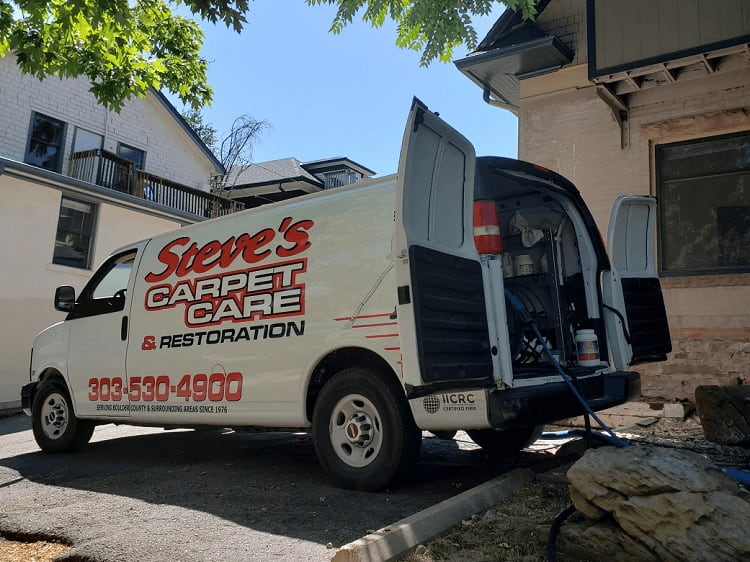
[518, 62, 750, 400]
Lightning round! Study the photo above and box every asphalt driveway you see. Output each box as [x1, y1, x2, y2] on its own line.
[0, 414, 533, 561]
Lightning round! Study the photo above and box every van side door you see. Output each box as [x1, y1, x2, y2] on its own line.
[602, 196, 671, 370]
[65, 246, 143, 417]
[392, 98, 495, 395]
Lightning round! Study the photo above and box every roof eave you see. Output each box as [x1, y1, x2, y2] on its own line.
[151, 90, 225, 176]
[455, 34, 573, 107]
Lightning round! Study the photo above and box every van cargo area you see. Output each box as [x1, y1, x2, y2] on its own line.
[476, 156, 609, 380]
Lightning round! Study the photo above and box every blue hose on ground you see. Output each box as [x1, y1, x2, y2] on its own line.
[722, 468, 750, 488]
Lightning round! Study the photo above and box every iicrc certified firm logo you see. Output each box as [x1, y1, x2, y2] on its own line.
[423, 395, 440, 414]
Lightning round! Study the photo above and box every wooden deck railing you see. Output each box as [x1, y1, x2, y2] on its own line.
[69, 149, 243, 217]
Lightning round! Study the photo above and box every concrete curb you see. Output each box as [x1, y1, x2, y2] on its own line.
[331, 468, 535, 562]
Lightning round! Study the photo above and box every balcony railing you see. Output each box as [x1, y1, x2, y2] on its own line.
[319, 170, 361, 189]
[69, 149, 244, 218]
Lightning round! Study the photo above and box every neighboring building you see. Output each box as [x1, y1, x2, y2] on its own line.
[224, 157, 375, 208]
[457, 0, 750, 400]
[0, 55, 241, 407]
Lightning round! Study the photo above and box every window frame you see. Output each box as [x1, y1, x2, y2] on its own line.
[67, 250, 137, 320]
[116, 142, 146, 170]
[52, 196, 97, 270]
[656, 130, 750, 277]
[24, 111, 67, 173]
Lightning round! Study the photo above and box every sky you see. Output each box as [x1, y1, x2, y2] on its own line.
[177, 1, 518, 177]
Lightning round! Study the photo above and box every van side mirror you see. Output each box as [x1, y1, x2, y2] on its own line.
[54, 286, 76, 312]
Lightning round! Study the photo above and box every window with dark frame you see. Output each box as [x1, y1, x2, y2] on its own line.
[25, 112, 66, 172]
[53, 198, 95, 269]
[117, 143, 145, 169]
[117, 143, 153, 200]
[657, 131, 750, 276]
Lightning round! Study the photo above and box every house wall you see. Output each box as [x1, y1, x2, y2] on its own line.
[591, 0, 750, 74]
[536, 0, 587, 66]
[0, 174, 183, 407]
[0, 56, 214, 191]
[517, 5, 750, 399]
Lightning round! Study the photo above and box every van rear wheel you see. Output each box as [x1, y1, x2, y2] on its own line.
[312, 368, 421, 491]
[468, 425, 544, 457]
[32, 379, 94, 453]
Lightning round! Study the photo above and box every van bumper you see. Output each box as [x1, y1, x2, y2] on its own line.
[21, 382, 37, 416]
[487, 371, 640, 429]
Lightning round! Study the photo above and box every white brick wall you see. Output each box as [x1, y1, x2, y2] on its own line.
[0, 56, 217, 191]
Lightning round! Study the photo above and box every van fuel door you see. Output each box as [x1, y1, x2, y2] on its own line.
[393, 98, 495, 393]
[602, 196, 671, 369]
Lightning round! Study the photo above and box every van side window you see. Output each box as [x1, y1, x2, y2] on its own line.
[68, 251, 136, 319]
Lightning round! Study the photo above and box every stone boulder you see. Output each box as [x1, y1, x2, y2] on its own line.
[695, 385, 750, 446]
[561, 446, 750, 561]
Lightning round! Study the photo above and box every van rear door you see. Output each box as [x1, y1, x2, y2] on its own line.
[393, 98, 494, 395]
[602, 196, 671, 370]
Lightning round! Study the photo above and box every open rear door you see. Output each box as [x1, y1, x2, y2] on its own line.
[393, 99, 494, 396]
[602, 196, 671, 370]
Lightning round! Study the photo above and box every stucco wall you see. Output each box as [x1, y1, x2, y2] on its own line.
[0, 175, 183, 406]
[0, 56, 215, 191]
[518, 66, 750, 399]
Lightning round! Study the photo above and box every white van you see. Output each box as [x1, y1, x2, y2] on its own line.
[22, 100, 670, 491]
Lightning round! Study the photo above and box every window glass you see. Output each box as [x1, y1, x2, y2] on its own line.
[657, 132, 750, 275]
[92, 255, 134, 299]
[25, 112, 66, 172]
[53, 198, 95, 269]
[117, 143, 145, 169]
[71, 251, 137, 318]
[73, 128, 103, 153]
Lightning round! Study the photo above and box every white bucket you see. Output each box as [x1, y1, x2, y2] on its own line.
[575, 329, 600, 367]
[514, 254, 534, 276]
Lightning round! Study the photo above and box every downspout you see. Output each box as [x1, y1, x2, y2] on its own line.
[483, 87, 520, 115]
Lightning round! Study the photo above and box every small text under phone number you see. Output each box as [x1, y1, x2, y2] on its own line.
[87, 373, 243, 403]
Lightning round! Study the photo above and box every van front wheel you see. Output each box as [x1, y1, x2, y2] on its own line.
[312, 368, 420, 491]
[32, 379, 94, 453]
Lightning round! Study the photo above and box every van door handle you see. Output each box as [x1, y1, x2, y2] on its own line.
[121, 316, 128, 341]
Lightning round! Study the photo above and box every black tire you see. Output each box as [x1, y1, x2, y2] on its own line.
[32, 379, 95, 453]
[312, 368, 421, 491]
[468, 425, 545, 457]
[430, 430, 458, 440]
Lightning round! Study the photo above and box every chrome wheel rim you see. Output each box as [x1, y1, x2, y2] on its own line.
[329, 393, 383, 468]
[40, 392, 69, 440]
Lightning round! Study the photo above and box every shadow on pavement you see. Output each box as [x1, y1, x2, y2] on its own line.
[0, 413, 31, 437]
[0, 426, 543, 546]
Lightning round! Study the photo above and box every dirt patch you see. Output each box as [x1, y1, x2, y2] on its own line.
[0, 535, 70, 561]
[405, 468, 570, 562]
[404, 414, 749, 562]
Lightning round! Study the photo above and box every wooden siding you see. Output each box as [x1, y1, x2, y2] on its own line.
[591, 0, 750, 74]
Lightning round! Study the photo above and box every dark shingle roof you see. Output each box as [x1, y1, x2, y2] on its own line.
[225, 157, 322, 189]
